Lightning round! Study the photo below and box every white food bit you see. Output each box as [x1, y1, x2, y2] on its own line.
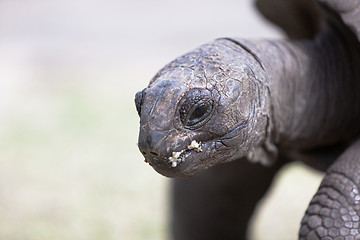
[168, 140, 202, 168]
[168, 150, 184, 168]
[187, 140, 202, 152]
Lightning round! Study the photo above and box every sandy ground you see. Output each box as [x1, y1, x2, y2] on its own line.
[0, 0, 323, 239]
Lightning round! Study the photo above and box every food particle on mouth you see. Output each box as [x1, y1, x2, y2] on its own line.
[168, 150, 184, 168]
[187, 140, 202, 152]
[168, 140, 202, 168]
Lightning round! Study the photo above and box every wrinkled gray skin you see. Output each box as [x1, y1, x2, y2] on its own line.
[136, 0, 360, 239]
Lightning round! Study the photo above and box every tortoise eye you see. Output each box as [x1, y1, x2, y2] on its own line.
[185, 100, 213, 127]
[179, 89, 214, 129]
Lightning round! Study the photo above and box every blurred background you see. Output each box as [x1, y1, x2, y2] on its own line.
[0, 0, 324, 239]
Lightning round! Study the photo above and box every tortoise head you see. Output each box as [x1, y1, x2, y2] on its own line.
[135, 38, 275, 177]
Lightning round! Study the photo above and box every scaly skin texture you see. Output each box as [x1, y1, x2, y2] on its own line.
[135, 0, 360, 239]
[136, 12, 360, 177]
[299, 139, 360, 240]
[235, 16, 360, 151]
[137, 38, 273, 177]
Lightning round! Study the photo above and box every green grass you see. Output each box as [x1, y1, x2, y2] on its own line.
[0, 75, 168, 240]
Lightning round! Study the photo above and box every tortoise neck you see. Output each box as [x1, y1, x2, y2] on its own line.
[231, 28, 360, 149]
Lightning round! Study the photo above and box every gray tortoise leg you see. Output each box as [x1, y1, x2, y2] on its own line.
[300, 139, 360, 240]
[170, 157, 285, 240]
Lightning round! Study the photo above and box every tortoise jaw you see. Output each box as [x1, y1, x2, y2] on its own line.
[168, 140, 203, 167]
[142, 140, 205, 178]
[139, 122, 250, 177]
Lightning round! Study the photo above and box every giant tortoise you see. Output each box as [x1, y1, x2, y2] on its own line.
[135, 0, 360, 239]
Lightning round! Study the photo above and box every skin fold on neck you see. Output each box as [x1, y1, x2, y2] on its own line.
[228, 21, 360, 151]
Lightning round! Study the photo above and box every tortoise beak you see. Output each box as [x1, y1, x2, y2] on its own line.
[138, 128, 169, 166]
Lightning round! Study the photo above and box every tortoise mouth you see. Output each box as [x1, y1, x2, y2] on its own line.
[167, 140, 203, 167]
[144, 121, 248, 177]
[145, 140, 204, 178]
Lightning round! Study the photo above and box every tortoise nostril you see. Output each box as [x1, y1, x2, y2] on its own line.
[150, 151, 159, 156]
[138, 130, 165, 159]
